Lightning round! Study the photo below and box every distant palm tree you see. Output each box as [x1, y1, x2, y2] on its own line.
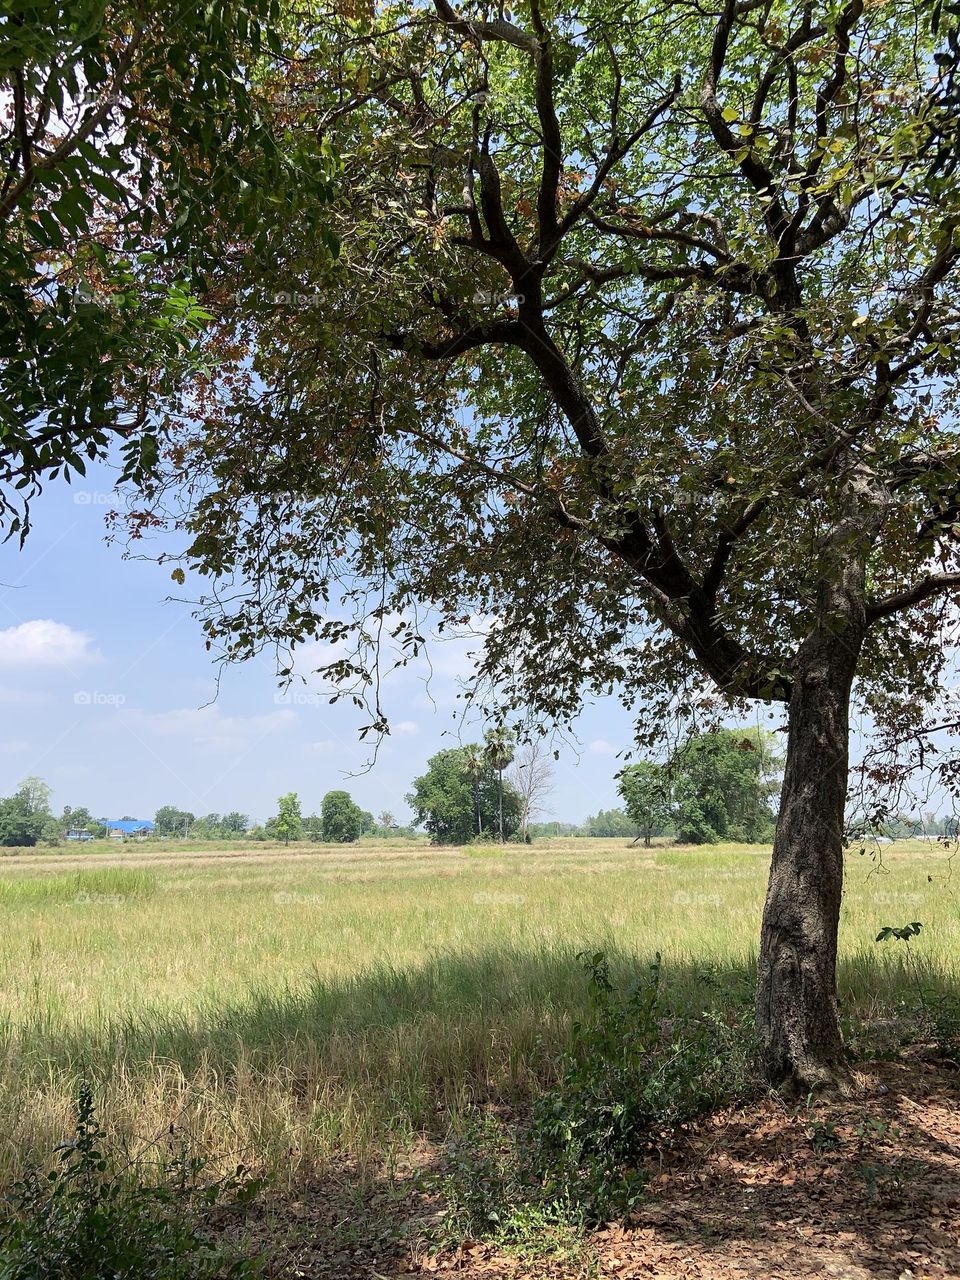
[484, 728, 515, 842]
[463, 747, 485, 837]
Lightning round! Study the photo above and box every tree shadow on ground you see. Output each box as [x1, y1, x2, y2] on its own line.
[615, 1055, 960, 1280]
[21, 946, 959, 1065]
[9, 948, 960, 1277]
[220, 1054, 960, 1279]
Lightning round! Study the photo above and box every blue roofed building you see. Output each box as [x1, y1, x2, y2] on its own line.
[105, 819, 155, 840]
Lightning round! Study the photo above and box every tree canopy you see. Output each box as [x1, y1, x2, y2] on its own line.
[408, 746, 522, 843]
[668, 729, 783, 844]
[321, 789, 364, 842]
[618, 760, 671, 846]
[137, 0, 959, 751]
[0, 0, 335, 538]
[23, 0, 960, 1087]
[154, 805, 194, 837]
[274, 791, 303, 844]
[0, 776, 53, 846]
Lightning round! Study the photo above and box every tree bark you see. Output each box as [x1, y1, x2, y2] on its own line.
[498, 767, 504, 842]
[756, 605, 865, 1091]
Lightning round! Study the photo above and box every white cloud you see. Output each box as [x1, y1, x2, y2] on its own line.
[114, 705, 296, 755]
[0, 739, 31, 754]
[393, 720, 419, 735]
[588, 738, 618, 756]
[0, 686, 51, 706]
[0, 619, 98, 668]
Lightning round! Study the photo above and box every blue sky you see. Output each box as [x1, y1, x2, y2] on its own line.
[0, 456, 648, 826]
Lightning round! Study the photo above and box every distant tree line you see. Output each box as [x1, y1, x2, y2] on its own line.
[0, 784, 410, 847]
[3, 724, 956, 849]
[153, 807, 251, 839]
[254, 790, 413, 845]
[619, 729, 785, 847]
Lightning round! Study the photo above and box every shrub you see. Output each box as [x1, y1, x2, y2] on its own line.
[0, 1084, 263, 1280]
[529, 951, 758, 1222]
[437, 952, 760, 1237]
[436, 1115, 582, 1257]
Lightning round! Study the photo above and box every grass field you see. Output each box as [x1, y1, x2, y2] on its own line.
[0, 836, 955, 1189]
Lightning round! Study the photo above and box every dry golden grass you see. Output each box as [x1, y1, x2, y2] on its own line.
[0, 836, 954, 1185]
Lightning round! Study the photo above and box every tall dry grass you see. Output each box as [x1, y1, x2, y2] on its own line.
[0, 838, 954, 1185]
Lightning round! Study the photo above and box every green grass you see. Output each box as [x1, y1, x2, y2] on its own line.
[0, 867, 157, 905]
[0, 837, 954, 1187]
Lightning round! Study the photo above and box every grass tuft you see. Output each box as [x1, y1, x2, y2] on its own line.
[0, 868, 157, 906]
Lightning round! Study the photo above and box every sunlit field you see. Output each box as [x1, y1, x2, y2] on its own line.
[0, 837, 955, 1186]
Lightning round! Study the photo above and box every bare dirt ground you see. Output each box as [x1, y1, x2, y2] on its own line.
[247, 1055, 959, 1280]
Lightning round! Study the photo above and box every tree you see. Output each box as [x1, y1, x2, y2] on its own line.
[0, 0, 335, 539]
[0, 797, 41, 847]
[0, 776, 52, 846]
[221, 812, 249, 835]
[462, 747, 486, 837]
[320, 790, 363, 842]
[18, 777, 51, 814]
[60, 805, 94, 833]
[669, 730, 782, 845]
[378, 810, 396, 831]
[302, 813, 324, 841]
[484, 728, 516, 842]
[130, 2, 960, 1089]
[154, 806, 193, 838]
[274, 793, 303, 845]
[580, 808, 640, 839]
[618, 761, 671, 847]
[508, 741, 555, 840]
[359, 809, 376, 835]
[408, 747, 521, 845]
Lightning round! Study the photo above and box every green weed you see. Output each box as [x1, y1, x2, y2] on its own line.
[0, 1084, 262, 1280]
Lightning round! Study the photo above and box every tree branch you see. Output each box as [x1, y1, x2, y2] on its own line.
[529, 0, 562, 254]
[431, 0, 537, 51]
[867, 573, 960, 622]
[700, 0, 792, 246]
[385, 317, 524, 360]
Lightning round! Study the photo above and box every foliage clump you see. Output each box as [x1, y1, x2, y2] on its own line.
[408, 746, 523, 844]
[320, 790, 367, 842]
[0, 1085, 263, 1280]
[668, 730, 783, 845]
[438, 952, 759, 1237]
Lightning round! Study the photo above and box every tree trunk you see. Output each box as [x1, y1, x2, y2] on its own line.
[756, 623, 863, 1091]
[498, 768, 504, 842]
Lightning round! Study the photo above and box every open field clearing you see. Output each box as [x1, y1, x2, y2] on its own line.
[0, 836, 956, 1196]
